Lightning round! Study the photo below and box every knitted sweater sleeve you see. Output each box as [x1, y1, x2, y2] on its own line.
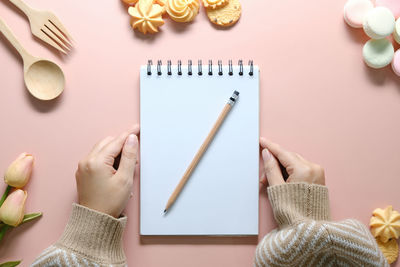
[254, 183, 388, 267]
[31, 204, 127, 267]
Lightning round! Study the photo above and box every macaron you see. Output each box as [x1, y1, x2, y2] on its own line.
[394, 18, 400, 44]
[392, 49, 400, 76]
[344, 0, 374, 28]
[363, 7, 395, 39]
[363, 38, 394, 68]
[376, 0, 400, 19]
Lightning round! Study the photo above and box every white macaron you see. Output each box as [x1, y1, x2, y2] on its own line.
[363, 39, 394, 68]
[363, 7, 395, 39]
[394, 18, 400, 44]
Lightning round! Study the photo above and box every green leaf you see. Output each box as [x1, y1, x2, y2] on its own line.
[0, 224, 10, 243]
[21, 212, 42, 224]
[0, 186, 12, 208]
[0, 260, 21, 267]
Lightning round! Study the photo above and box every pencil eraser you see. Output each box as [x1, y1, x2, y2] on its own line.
[344, 0, 374, 28]
[363, 7, 395, 39]
[363, 38, 394, 69]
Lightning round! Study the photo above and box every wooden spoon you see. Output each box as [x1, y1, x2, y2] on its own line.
[0, 18, 64, 101]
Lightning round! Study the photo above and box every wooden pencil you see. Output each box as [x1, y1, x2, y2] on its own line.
[164, 90, 240, 213]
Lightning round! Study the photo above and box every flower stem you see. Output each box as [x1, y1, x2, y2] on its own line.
[0, 185, 12, 207]
[0, 224, 10, 243]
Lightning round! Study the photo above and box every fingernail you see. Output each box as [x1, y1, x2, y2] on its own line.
[127, 134, 138, 147]
[262, 149, 271, 161]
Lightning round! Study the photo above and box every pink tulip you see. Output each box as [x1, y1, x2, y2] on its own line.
[4, 153, 34, 188]
[0, 189, 27, 227]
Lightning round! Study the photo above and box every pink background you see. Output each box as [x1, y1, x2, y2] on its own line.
[0, 0, 399, 266]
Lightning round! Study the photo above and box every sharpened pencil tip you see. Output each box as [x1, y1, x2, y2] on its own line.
[234, 90, 239, 96]
[164, 209, 167, 213]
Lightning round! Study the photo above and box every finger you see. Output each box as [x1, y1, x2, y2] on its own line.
[100, 131, 131, 159]
[259, 172, 267, 186]
[90, 136, 114, 156]
[117, 134, 138, 178]
[129, 124, 140, 136]
[262, 148, 285, 186]
[260, 138, 300, 168]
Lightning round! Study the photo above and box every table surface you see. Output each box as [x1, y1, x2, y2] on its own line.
[0, 0, 399, 266]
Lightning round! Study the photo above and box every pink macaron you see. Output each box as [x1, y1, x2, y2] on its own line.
[392, 49, 400, 76]
[376, 0, 400, 19]
[344, 0, 374, 28]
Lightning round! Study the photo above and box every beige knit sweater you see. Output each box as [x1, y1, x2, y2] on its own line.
[255, 183, 388, 267]
[32, 183, 387, 267]
[31, 204, 127, 267]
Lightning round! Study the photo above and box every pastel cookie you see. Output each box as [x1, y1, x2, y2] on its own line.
[207, 0, 241, 27]
[155, 0, 167, 6]
[363, 39, 394, 69]
[166, 0, 200, 23]
[370, 206, 400, 243]
[375, 238, 399, 264]
[363, 7, 395, 39]
[376, 0, 400, 19]
[202, 0, 229, 10]
[392, 49, 400, 76]
[394, 18, 400, 44]
[129, 0, 165, 34]
[122, 0, 139, 6]
[155, 0, 167, 14]
[343, 0, 374, 28]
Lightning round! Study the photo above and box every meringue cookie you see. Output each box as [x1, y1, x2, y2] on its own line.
[363, 39, 394, 69]
[344, 0, 374, 28]
[376, 0, 400, 19]
[392, 49, 400, 76]
[202, 0, 229, 10]
[129, 0, 165, 34]
[394, 18, 400, 44]
[363, 7, 395, 39]
[370, 206, 400, 243]
[166, 0, 200, 22]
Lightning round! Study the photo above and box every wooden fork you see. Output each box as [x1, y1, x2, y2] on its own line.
[9, 0, 73, 54]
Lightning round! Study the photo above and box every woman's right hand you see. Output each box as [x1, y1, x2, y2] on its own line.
[259, 138, 325, 187]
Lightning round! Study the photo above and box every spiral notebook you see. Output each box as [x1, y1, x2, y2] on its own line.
[140, 60, 259, 236]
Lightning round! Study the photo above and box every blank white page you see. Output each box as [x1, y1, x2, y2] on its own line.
[140, 64, 259, 235]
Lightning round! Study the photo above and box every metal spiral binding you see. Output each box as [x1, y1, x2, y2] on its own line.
[146, 60, 251, 76]
[198, 60, 203, 76]
[178, 60, 182, 75]
[157, 60, 162, 75]
[188, 60, 192, 75]
[147, 60, 153, 75]
[167, 60, 172, 75]
[218, 60, 223, 76]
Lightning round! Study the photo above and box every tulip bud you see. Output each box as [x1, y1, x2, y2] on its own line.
[0, 189, 27, 227]
[4, 153, 34, 188]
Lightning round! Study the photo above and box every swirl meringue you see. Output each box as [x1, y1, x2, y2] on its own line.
[202, 0, 229, 9]
[129, 0, 165, 34]
[166, 0, 200, 22]
[370, 206, 400, 243]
